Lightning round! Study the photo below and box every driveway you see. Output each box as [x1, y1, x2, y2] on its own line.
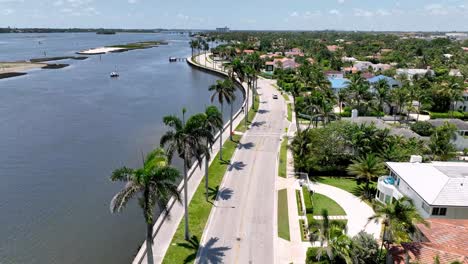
[309, 182, 381, 239]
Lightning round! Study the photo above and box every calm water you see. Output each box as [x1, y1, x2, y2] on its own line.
[0, 33, 242, 264]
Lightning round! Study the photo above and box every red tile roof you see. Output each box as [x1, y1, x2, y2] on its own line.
[390, 219, 468, 264]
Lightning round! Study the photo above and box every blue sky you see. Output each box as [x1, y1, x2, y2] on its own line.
[1, 0, 468, 31]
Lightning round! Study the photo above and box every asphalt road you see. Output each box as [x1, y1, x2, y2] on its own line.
[197, 78, 286, 264]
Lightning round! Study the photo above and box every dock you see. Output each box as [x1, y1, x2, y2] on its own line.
[169, 57, 186, 62]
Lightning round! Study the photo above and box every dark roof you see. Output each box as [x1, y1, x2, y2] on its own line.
[427, 119, 468, 131]
[345, 117, 424, 139]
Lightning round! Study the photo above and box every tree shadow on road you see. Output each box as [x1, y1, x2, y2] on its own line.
[197, 237, 231, 264]
[228, 161, 247, 171]
[238, 142, 255, 150]
[251, 121, 266, 127]
[208, 186, 234, 201]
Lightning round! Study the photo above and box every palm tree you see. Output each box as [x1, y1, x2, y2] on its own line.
[291, 81, 302, 132]
[160, 114, 212, 240]
[337, 89, 348, 114]
[209, 79, 235, 160]
[369, 197, 428, 258]
[347, 154, 386, 199]
[373, 79, 390, 118]
[309, 209, 353, 264]
[110, 148, 181, 264]
[390, 85, 410, 122]
[346, 74, 370, 114]
[223, 78, 239, 140]
[307, 99, 339, 128]
[189, 39, 199, 57]
[202, 106, 223, 201]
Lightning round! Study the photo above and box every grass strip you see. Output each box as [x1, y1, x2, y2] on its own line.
[282, 93, 289, 101]
[278, 189, 290, 241]
[162, 134, 241, 264]
[278, 137, 288, 178]
[295, 189, 304, 216]
[318, 177, 375, 194]
[311, 193, 346, 216]
[287, 103, 292, 122]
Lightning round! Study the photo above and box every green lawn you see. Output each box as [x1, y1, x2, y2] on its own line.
[318, 177, 375, 194]
[162, 134, 241, 264]
[278, 137, 288, 178]
[287, 103, 292, 122]
[282, 93, 290, 101]
[278, 189, 290, 241]
[311, 193, 345, 216]
[236, 93, 260, 133]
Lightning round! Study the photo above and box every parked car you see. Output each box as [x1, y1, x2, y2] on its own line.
[272, 94, 278, 99]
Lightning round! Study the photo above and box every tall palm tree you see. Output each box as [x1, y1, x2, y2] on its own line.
[390, 85, 410, 122]
[347, 154, 386, 199]
[291, 81, 302, 132]
[202, 106, 223, 201]
[209, 79, 235, 160]
[369, 197, 428, 258]
[110, 148, 181, 264]
[373, 79, 390, 119]
[160, 114, 212, 240]
[309, 209, 353, 264]
[223, 78, 239, 140]
[346, 74, 370, 114]
[309, 100, 340, 128]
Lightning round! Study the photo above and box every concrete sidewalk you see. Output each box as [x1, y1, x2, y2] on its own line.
[133, 53, 252, 264]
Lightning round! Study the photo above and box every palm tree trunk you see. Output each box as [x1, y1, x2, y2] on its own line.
[230, 102, 234, 141]
[220, 104, 224, 161]
[183, 157, 190, 240]
[205, 143, 209, 202]
[146, 223, 155, 264]
[293, 96, 300, 132]
[245, 84, 249, 129]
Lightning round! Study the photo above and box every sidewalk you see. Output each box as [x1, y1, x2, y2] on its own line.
[274, 88, 310, 264]
[133, 53, 253, 264]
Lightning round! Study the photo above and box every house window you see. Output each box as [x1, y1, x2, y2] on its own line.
[431, 207, 447, 216]
[385, 195, 391, 204]
[422, 202, 430, 213]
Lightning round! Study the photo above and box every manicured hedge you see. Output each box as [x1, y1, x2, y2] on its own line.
[429, 111, 464, 119]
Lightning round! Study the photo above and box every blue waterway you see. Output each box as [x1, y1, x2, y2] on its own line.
[0, 33, 241, 264]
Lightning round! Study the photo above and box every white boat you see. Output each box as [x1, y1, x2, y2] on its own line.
[110, 71, 119, 78]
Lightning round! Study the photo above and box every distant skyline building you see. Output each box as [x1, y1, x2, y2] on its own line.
[216, 27, 229, 33]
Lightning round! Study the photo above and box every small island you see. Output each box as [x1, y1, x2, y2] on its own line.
[77, 41, 168, 55]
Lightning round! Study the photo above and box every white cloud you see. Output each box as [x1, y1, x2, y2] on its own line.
[329, 9, 340, 15]
[176, 13, 189, 20]
[376, 9, 390, 16]
[53, 0, 63, 6]
[424, 3, 449, 15]
[353, 8, 374, 17]
[128, 0, 138, 3]
[289, 11, 299, 17]
[337, 0, 344, 4]
[2, 8, 14, 15]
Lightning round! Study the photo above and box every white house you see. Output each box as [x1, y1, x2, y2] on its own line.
[376, 159, 468, 219]
[396, 68, 435, 80]
[354, 61, 391, 72]
[342, 56, 357, 63]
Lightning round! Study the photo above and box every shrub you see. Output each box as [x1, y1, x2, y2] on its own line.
[430, 111, 464, 119]
[410, 121, 434, 136]
[306, 248, 330, 264]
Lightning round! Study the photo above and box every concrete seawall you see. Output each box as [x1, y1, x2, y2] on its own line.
[132, 53, 251, 264]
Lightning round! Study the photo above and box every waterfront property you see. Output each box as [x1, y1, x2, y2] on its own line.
[376, 158, 468, 219]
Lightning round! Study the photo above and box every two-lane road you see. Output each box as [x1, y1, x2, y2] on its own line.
[197, 78, 286, 263]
